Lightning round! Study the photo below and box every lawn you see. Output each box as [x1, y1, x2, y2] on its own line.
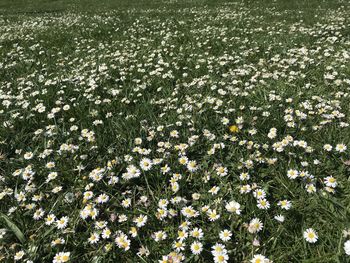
[0, 0, 350, 262]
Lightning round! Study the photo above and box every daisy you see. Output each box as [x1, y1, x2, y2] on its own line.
[257, 199, 270, 210]
[225, 200, 241, 215]
[181, 206, 199, 218]
[24, 152, 33, 160]
[153, 231, 167, 242]
[239, 172, 250, 181]
[46, 172, 58, 183]
[251, 254, 270, 263]
[274, 214, 285, 222]
[158, 199, 169, 208]
[140, 158, 153, 171]
[172, 240, 185, 252]
[287, 169, 299, 179]
[324, 176, 337, 188]
[253, 189, 266, 199]
[306, 183, 316, 193]
[96, 193, 109, 204]
[323, 144, 332, 151]
[248, 218, 263, 234]
[88, 232, 100, 244]
[216, 166, 228, 176]
[190, 241, 203, 255]
[303, 228, 318, 243]
[121, 198, 131, 208]
[14, 251, 25, 261]
[211, 243, 226, 256]
[170, 130, 179, 138]
[219, 229, 232, 242]
[134, 215, 148, 227]
[240, 184, 252, 194]
[46, 162, 55, 169]
[102, 228, 112, 239]
[177, 230, 188, 241]
[207, 209, 220, 221]
[213, 253, 229, 263]
[56, 216, 69, 229]
[344, 240, 350, 255]
[335, 143, 347, 152]
[115, 233, 131, 251]
[95, 221, 107, 229]
[160, 164, 170, 174]
[178, 156, 188, 165]
[208, 186, 220, 195]
[53, 252, 70, 263]
[83, 191, 94, 200]
[190, 228, 204, 239]
[51, 238, 65, 247]
[221, 117, 229, 125]
[134, 138, 142, 145]
[278, 200, 292, 210]
[129, 227, 138, 237]
[187, 160, 198, 172]
[33, 208, 45, 220]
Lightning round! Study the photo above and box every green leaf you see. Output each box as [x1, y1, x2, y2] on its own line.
[0, 213, 25, 243]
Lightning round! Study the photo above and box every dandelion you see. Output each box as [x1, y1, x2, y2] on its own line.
[229, 125, 239, 133]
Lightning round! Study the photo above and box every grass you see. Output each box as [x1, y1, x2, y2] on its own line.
[0, 0, 350, 262]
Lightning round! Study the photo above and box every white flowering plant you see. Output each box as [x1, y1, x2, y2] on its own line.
[0, 0, 350, 262]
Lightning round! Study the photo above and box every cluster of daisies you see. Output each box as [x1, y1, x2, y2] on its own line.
[1, 0, 350, 262]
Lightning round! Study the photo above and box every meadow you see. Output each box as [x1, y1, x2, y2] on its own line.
[0, 0, 350, 262]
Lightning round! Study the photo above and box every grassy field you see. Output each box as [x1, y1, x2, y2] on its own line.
[0, 0, 350, 262]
